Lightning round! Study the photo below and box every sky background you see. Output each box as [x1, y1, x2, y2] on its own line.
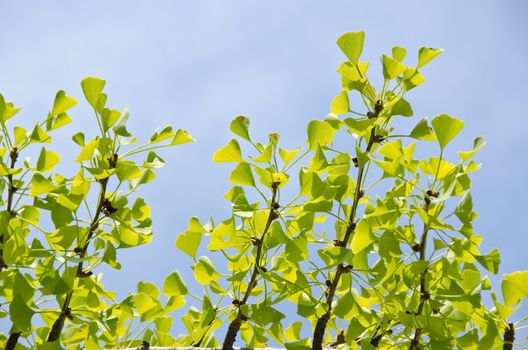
[1, 0, 527, 345]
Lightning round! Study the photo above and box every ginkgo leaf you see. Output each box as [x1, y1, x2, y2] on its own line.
[336, 31, 365, 64]
[230, 115, 251, 141]
[51, 90, 77, 116]
[212, 139, 242, 162]
[431, 114, 464, 149]
[418, 47, 444, 68]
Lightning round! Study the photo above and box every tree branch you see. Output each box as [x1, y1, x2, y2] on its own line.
[503, 322, 515, 350]
[409, 195, 432, 349]
[222, 183, 279, 350]
[4, 147, 22, 350]
[47, 154, 117, 342]
[313, 100, 383, 350]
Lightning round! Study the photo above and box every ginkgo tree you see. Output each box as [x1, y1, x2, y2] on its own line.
[173, 32, 528, 350]
[1, 31, 527, 350]
[0, 77, 194, 349]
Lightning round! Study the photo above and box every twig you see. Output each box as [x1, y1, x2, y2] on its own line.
[312, 100, 383, 350]
[222, 183, 279, 350]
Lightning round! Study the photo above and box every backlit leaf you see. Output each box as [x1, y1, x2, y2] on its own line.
[212, 139, 242, 162]
[337, 31, 365, 64]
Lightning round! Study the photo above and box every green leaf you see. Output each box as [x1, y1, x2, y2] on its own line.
[116, 161, 142, 182]
[10, 295, 34, 331]
[212, 139, 242, 162]
[75, 139, 98, 162]
[458, 136, 486, 161]
[279, 146, 302, 165]
[253, 144, 272, 163]
[403, 68, 426, 90]
[431, 114, 464, 149]
[475, 248, 500, 274]
[392, 46, 407, 62]
[302, 198, 333, 212]
[410, 118, 436, 141]
[351, 220, 373, 254]
[330, 90, 350, 114]
[391, 97, 413, 117]
[382, 54, 407, 80]
[240, 302, 285, 327]
[417, 47, 444, 68]
[30, 123, 52, 143]
[455, 192, 474, 224]
[336, 31, 365, 64]
[163, 271, 189, 297]
[502, 271, 528, 306]
[344, 117, 376, 136]
[171, 129, 195, 145]
[3, 230, 29, 265]
[175, 218, 204, 260]
[36, 147, 60, 173]
[117, 225, 152, 248]
[14, 272, 35, 303]
[81, 77, 106, 111]
[14, 126, 27, 147]
[20, 206, 40, 226]
[46, 112, 72, 131]
[0, 93, 21, 123]
[134, 292, 162, 319]
[334, 292, 356, 319]
[51, 90, 77, 116]
[47, 226, 80, 250]
[193, 256, 221, 285]
[30, 174, 58, 196]
[114, 106, 132, 137]
[101, 108, 121, 131]
[228, 162, 255, 186]
[307, 120, 336, 150]
[72, 132, 85, 146]
[138, 281, 161, 299]
[230, 115, 251, 141]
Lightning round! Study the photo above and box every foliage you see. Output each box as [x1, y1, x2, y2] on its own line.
[174, 32, 528, 350]
[0, 78, 194, 349]
[0, 31, 527, 350]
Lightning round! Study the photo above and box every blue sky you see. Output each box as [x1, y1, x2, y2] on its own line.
[1, 0, 527, 343]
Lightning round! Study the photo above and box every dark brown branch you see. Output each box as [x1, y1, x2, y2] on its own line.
[47, 154, 116, 342]
[503, 322, 515, 350]
[3, 147, 22, 350]
[1, 147, 18, 271]
[409, 198, 431, 350]
[5, 331, 21, 350]
[313, 100, 383, 350]
[222, 183, 279, 350]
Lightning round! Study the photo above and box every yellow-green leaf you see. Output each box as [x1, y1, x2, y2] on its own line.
[36, 148, 60, 173]
[163, 271, 188, 297]
[212, 139, 242, 162]
[228, 162, 255, 186]
[431, 114, 464, 149]
[51, 90, 77, 116]
[417, 47, 444, 68]
[81, 77, 106, 111]
[307, 120, 336, 150]
[382, 54, 407, 80]
[336, 31, 365, 64]
[230, 115, 251, 141]
[330, 90, 350, 115]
